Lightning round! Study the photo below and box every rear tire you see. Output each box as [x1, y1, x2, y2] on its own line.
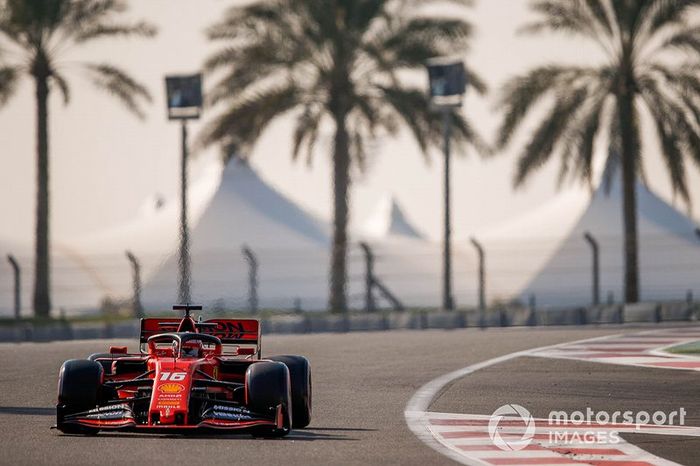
[57, 359, 103, 435]
[245, 361, 291, 437]
[268, 355, 312, 428]
[88, 353, 114, 374]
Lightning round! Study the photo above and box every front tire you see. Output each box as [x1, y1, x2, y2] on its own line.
[245, 361, 292, 437]
[268, 355, 312, 428]
[57, 359, 103, 435]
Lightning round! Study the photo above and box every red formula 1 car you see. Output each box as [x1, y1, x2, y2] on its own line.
[56, 305, 311, 437]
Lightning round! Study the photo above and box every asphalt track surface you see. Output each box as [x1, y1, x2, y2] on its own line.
[1, 326, 695, 466]
[432, 356, 700, 465]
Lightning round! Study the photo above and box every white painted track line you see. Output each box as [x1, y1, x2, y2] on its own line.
[405, 328, 700, 465]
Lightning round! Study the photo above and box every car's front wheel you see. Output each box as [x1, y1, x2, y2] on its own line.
[245, 361, 292, 437]
[56, 359, 103, 435]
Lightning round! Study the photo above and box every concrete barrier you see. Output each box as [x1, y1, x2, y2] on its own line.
[1, 300, 697, 343]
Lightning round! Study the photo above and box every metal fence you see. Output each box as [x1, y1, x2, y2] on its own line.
[2, 233, 700, 317]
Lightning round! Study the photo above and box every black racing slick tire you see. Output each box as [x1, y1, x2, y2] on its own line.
[268, 355, 312, 428]
[245, 361, 292, 437]
[57, 359, 103, 435]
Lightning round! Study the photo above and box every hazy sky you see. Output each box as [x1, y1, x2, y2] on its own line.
[2, 0, 700, 244]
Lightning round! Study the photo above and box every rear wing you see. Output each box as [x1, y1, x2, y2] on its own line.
[139, 318, 261, 357]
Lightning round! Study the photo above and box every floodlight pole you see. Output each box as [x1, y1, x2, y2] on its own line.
[178, 120, 191, 304]
[583, 232, 600, 306]
[166, 73, 201, 305]
[125, 250, 144, 318]
[359, 242, 376, 312]
[242, 245, 259, 314]
[427, 58, 466, 311]
[442, 109, 455, 310]
[7, 254, 20, 319]
[470, 237, 485, 310]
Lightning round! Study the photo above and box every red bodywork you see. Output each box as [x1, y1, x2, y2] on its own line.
[59, 313, 286, 433]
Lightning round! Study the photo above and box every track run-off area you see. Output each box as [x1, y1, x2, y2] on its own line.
[408, 327, 700, 466]
[2, 325, 700, 465]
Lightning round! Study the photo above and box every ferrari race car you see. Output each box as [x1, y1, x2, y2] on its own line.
[56, 305, 311, 437]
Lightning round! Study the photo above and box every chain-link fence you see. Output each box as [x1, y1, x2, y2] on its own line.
[2, 233, 700, 317]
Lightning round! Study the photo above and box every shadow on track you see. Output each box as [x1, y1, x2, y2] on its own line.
[303, 427, 376, 432]
[66, 426, 373, 441]
[0, 406, 54, 416]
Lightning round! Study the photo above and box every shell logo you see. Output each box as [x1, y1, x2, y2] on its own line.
[159, 383, 185, 394]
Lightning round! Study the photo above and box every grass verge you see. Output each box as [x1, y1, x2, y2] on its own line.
[666, 340, 700, 355]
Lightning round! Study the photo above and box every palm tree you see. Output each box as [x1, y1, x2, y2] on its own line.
[0, 0, 155, 317]
[497, 0, 700, 304]
[202, 0, 488, 312]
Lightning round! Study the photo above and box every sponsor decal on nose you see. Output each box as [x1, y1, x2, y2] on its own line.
[159, 383, 185, 394]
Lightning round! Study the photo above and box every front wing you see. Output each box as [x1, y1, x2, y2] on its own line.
[59, 403, 285, 433]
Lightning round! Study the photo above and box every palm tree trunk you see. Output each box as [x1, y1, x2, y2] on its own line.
[329, 111, 350, 313]
[33, 73, 51, 317]
[618, 90, 639, 304]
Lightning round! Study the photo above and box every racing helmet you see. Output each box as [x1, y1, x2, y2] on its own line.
[181, 340, 203, 358]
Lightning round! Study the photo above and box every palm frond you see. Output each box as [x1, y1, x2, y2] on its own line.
[584, 0, 615, 36]
[377, 85, 431, 154]
[349, 93, 381, 136]
[450, 113, 492, 156]
[522, 0, 614, 44]
[203, 0, 484, 167]
[64, 0, 127, 25]
[199, 83, 302, 154]
[51, 70, 70, 104]
[292, 103, 323, 163]
[653, 25, 700, 55]
[204, 34, 311, 86]
[462, 63, 487, 95]
[643, 93, 690, 202]
[609, 0, 638, 39]
[601, 103, 621, 194]
[640, 76, 700, 203]
[359, 13, 474, 84]
[346, 0, 388, 34]
[0, 65, 18, 106]
[644, 63, 700, 104]
[350, 126, 369, 172]
[496, 65, 603, 148]
[573, 92, 611, 186]
[57, 0, 129, 41]
[378, 17, 472, 63]
[637, 0, 700, 40]
[207, 0, 313, 45]
[84, 63, 151, 118]
[400, 0, 474, 7]
[513, 87, 592, 187]
[207, 1, 284, 40]
[384, 18, 472, 49]
[378, 84, 489, 160]
[74, 21, 156, 42]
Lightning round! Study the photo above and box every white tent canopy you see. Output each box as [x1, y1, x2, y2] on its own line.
[516, 179, 700, 307]
[142, 159, 332, 310]
[142, 160, 471, 311]
[19, 158, 694, 315]
[361, 195, 426, 240]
